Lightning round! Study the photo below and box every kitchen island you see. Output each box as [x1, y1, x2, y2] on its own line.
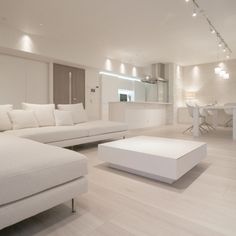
[109, 102, 172, 129]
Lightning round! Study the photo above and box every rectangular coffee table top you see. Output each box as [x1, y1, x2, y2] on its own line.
[100, 136, 206, 159]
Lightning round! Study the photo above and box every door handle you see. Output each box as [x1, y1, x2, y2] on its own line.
[69, 72, 72, 104]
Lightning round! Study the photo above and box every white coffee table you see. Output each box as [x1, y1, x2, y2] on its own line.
[98, 136, 207, 184]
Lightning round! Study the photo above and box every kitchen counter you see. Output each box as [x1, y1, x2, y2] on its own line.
[109, 102, 171, 129]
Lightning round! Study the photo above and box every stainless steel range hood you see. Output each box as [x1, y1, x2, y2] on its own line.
[142, 63, 168, 84]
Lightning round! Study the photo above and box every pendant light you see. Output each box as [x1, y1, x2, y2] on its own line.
[214, 67, 221, 74]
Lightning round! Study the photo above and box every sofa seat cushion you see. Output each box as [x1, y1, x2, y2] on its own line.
[0, 134, 87, 206]
[4, 126, 89, 144]
[75, 120, 128, 136]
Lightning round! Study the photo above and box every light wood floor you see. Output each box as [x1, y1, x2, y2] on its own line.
[1, 125, 236, 236]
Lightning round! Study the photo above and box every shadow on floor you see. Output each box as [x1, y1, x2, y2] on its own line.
[0, 203, 84, 236]
[95, 161, 211, 193]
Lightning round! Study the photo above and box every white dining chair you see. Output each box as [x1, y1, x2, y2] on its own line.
[224, 103, 236, 127]
[199, 107, 215, 131]
[183, 102, 208, 134]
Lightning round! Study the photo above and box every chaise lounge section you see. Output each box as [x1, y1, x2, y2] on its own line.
[0, 134, 88, 230]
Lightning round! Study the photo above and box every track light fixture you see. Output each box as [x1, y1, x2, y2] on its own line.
[210, 28, 215, 34]
[192, 8, 197, 17]
[185, 0, 232, 60]
[185, 0, 232, 79]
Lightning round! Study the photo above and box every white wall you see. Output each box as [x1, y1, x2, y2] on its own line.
[103, 59, 144, 78]
[181, 59, 236, 105]
[0, 53, 49, 108]
[85, 68, 101, 120]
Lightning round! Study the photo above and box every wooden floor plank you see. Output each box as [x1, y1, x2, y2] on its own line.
[1, 125, 236, 236]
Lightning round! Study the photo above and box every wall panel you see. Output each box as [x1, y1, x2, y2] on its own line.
[0, 54, 49, 108]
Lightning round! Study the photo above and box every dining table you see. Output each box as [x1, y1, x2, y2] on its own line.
[192, 105, 236, 140]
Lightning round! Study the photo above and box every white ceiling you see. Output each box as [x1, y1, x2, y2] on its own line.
[0, 0, 235, 67]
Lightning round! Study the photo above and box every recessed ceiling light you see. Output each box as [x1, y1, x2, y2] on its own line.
[39, 23, 43, 26]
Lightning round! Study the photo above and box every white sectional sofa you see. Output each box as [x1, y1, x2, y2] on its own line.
[2, 103, 128, 147]
[0, 134, 88, 230]
[0, 102, 128, 230]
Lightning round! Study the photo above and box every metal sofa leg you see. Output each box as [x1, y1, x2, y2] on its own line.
[72, 198, 76, 213]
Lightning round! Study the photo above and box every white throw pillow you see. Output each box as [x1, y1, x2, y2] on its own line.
[8, 110, 39, 130]
[22, 103, 55, 127]
[0, 105, 13, 131]
[57, 103, 88, 124]
[54, 110, 74, 126]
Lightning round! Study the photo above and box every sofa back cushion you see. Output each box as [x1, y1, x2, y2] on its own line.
[57, 103, 88, 124]
[54, 110, 74, 126]
[22, 103, 55, 127]
[8, 110, 39, 130]
[0, 105, 13, 131]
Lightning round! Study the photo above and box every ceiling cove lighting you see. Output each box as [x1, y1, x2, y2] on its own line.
[184, 0, 232, 60]
[99, 71, 141, 82]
